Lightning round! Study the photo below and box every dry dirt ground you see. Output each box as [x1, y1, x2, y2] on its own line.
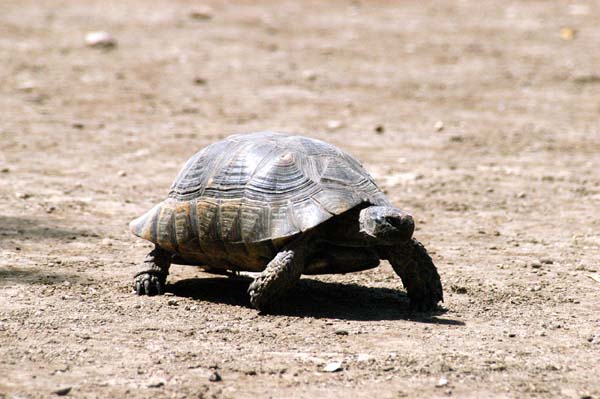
[1, 1, 600, 398]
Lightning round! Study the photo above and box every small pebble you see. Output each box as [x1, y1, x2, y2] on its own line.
[374, 124, 385, 134]
[541, 258, 554, 265]
[1, 167, 9, 173]
[53, 386, 72, 396]
[531, 262, 542, 269]
[72, 122, 85, 129]
[451, 285, 467, 294]
[17, 80, 36, 92]
[147, 379, 165, 388]
[46, 206, 57, 214]
[436, 377, 448, 387]
[167, 299, 179, 306]
[334, 329, 349, 336]
[101, 238, 113, 246]
[326, 120, 344, 130]
[15, 192, 31, 199]
[189, 6, 213, 20]
[517, 192, 527, 198]
[302, 70, 317, 81]
[209, 371, 222, 382]
[323, 361, 343, 372]
[560, 27, 576, 40]
[434, 121, 444, 132]
[193, 77, 207, 85]
[117, 170, 127, 177]
[550, 322, 562, 330]
[85, 31, 117, 49]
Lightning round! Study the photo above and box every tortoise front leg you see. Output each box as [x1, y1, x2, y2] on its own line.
[379, 238, 443, 311]
[247, 238, 308, 312]
[134, 245, 171, 296]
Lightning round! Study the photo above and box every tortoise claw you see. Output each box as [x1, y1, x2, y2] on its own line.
[144, 279, 152, 295]
[156, 280, 164, 295]
[133, 272, 166, 296]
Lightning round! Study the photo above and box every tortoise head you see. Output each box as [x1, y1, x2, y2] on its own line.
[359, 206, 415, 244]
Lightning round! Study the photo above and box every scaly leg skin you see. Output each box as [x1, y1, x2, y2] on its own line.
[134, 245, 171, 296]
[247, 243, 305, 312]
[380, 238, 443, 311]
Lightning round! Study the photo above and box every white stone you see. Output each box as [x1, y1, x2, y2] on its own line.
[323, 361, 343, 372]
[85, 31, 117, 49]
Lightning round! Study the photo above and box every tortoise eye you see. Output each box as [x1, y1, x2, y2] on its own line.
[387, 217, 403, 229]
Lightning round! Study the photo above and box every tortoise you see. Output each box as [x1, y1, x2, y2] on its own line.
[130, 131, 443, 311]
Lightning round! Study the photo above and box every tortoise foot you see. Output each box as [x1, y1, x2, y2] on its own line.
[381, 238, 444, 312]
[408, 297, 441, 312]
[133, 245, 171, 296]
[134, 272, 167, 296]
[248, 247, 304, 312]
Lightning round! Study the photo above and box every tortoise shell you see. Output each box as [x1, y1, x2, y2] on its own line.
[130, 132, 388, 267]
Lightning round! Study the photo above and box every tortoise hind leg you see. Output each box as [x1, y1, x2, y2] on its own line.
[247, 239, 307, 312]
[380, 238, 443, 311]
[134, 245, 171, 296]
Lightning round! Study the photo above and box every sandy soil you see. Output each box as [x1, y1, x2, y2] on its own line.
[1, 1, 600, 398]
